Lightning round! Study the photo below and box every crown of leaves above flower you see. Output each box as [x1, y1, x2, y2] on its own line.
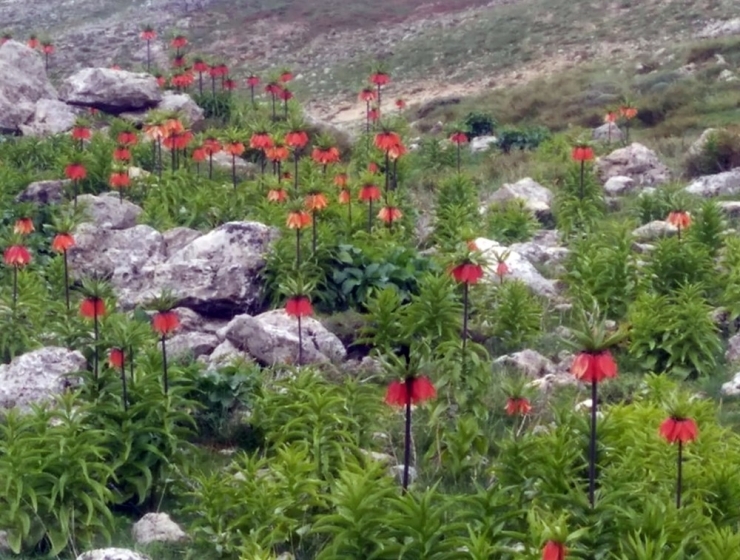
[562, 300, 628, 353]
[78, 276, 111, 301]
[279, 273, 316, 299]
[145, 288, 179, 313]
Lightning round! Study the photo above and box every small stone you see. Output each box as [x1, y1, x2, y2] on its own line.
[132, 513, 188, 545]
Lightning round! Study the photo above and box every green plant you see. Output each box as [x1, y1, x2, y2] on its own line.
[553, 164, 605, 236]
[484, 280, 543, 352]
[646, 237, 714, 296]
[463, 111, 497, 138]
[684, 129, 740, 178]
[484, 199, 540, 243]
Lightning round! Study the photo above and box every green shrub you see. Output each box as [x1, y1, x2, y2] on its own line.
[463, 111, 497, 138]
[684, 129, 740, 178]
[484, 199, 540, 243]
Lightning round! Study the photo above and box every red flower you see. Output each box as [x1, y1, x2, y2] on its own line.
[109, 348, 125, 369]
[370, 72, 390, 86]
[285, 130, 309, 149]
[109, 171, 130, 189]
[285, 296, 312, 317]
[250, 132, 274, 151]
[278, 87, 294, 101]
[3, 245, 31, 267]
[113, 146, 132, 162]
[80, 297, 106, 318]
[265, 81, 283, 96]
[71, 126, 91, 141]
[338, 189, 351, 204]
[659, 417, 698, 444]
[210, 63, 229, 78]
[192, 146, 207, 162]
[267, 189, 288, 203]
[172, 55, 186, 68]
[378, 206, 403, 224]
[65, 162, 87, 181]
[224, 141, 245, 156]
[395, 98, 407, 110]
[117, 131, 138, 146]
[311, 146, 340, 166]
[42, 43, 54, 55]
[667, 211, 692, 230]
[505, 397, 532, 416]
[571, 350, 618, 383]
[203, 137, 221, 155]
[223, 78, 236, 91]
[280, 71, 293, 83]
[141, 28, 156, 41]
[604, 111, 617, 124]
[620, 105, 638, 120]
[170, 35, 188, 49]
[13, 218, 34, 235]
[450, 262, 484, 285]
[572, 145, 595, 162]
[385, 376, 436, 406]
[374, 130, 402, 152]
[265, 144, 289, 162]
[368, 162, 379, 174]
[542, 540, 567, 560]
[368, 108, 380, 122]
[286, 210, 312, 229]
[52, 233, 75, 253]
[359, 184, 381, 202]
[152, 310, 180, 336]
[359, 87, 377, 102]
[334, 173, 348, 188]
[156, 75, 167, 88]
[27, 36, 39, 49]
[246, 74, 260, 87]
[450, 132, 468, 144]
[193, 59, 209, 73]
[388, 142, 407, 160]
[496, 261, 510, 277]
[305, 193, 329, 212]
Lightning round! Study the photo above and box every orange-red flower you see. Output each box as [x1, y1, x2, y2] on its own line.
[156, 74, 167, 88]
[192, 146, 207, 162]
[285, 130, 309, 149]
[667, 211, 692, 230]
[278, 87, 293, 102]
[265, 143, 289, 162]
[286, 210, 312, 229]
[52, 233, 75, 253]
[450, 262, 484, 285]
[604, 111, 617, 124]
[305, 193, 328, 211]
[311, 146, 340, 166]
[285, 295, 312, 317]
[141, 27, 156, 41]
[280, 70, 293, 83]
[385, 376, 436, 406]
[80, 297, 106, 318]
[659, 417, 698, 444]
[27, 35, 39, 49]
[65, 162, 87, 181]
[620, 105, 638, 120]
[193, 59, 209, 73]
[152, 310, 180, 336]
[370, 72, 390, 86]
[3, 245, 31, 267]
[246, 74, 260, 87]
[505, 397, 532, 416]
[250, 132, 274, 151]
[42, 43, 54, 55]
[265, 81, 283, 96]
[13, 218, 34, 235]
[374, 130, 402, 152]
[172, 54, 186, 68]
[203, 137, 221, 155]
[267, 189, 288, 203]
[395, 98, 407, 110]
[368, 162, 379, 174]
[170, 35, 188, 49]
[117, 131, 138, 146]
[359, 184, 381, 202]
[109, 348, 125, 369]
[224, 141, 245, 156]
[378, 206, 403, 224]
[113, 146, 132, 162]
[368, 108, 380, 122]
[388, 142, 407, 160]
[359, 87, 377, 102]
[496, 261, 510, 277]
[338, 189, 351, 204]
[110, 171, 130, 189]
[450, 132, 468, 144]
[572, 145, 595, 162]
[71, 125, 91, 141]
[542, 540, 567, 560]
[334, 173, 348, 188]
[571, 350, 618, 383]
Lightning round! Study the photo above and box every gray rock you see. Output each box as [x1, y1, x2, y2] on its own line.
[632, 220, 678, 241]
[389, 465, 418, 485]
[77, 192, 143, 229]
[719, 201, 740, 218]
[222, 310, 347, 365]
[167, 331, 220, 360]
[132, 513, 188, 545]
[0, 347, 86, 411]
[163, 226, 201, 257]
[725, 333, 740, 363]
[76, 549, 151, 560]
[15, 179, 70, 205]
[685, 169, 740, 198]
[60, 68, 161, 113]
[203, 339, 253, 370]
[0, 530, 8, 552]
[592, 122, 622, 143]
[603, 176, 636, 196]
[469, 135, 498, 153]
[495, 349, 555, 378]
[718, 69, 737, 82]
[474, 237, 558, 297]
[19, 99, 78, 137]
[157, 92, 205, 128]
[722, 371, 740, 396]
[687, 128, 718, 157]
[509, 230, 569, 269]
[697, 18, 740, 39]
[487, 178, 553, 223]
[596, 143, 671, 186]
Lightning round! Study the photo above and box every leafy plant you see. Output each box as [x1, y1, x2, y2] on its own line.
[484, 199, 540, 243]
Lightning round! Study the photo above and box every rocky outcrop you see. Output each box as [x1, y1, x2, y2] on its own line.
[603, 176, 636, 196]
[596, 143, 670, 187]
[15, 179, 70, 205]
[220, 311, 347, 366]
[77, 192, 143, 229]
[76, 549, 151, 560]
[509, 230, 569, 270]
[132, 513, 188, 545]
[0, 40, 58, 133]
[592, 122, 622, 143]
[487, 178, 554, 224]
[19, 99, 79, 137]
[0, 347, 87, 411]
[685, 169, 740, 198]
[725, 333, 740, 363]
[494, 349, 555, 377]
[470, 135, 497, 153]
[121, 92, 205, 129]
[59, 68, 162, 113]
[632, 220, 678, 241]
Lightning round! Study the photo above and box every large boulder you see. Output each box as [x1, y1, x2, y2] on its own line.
[132, 513, 188, 545]
[470, 135, 498, 153]
[221, 311, 347, 365]
[685, 169, 740, 198]
[487, 178, 554, 224]
[59, 68, 161, 113]
[596, 143, 671, 187]
[509, 230, 569, 270]
[592, 122, 622, 143]
[158, 92, 205, 128]
[0, 41, 57, 132]
[687, 128, 719, 157]
[19, 99, 78, 137]
[76, 550, 151, 560]
[494, 349, 555, 377]
[0, 347, 86, 411]
[474, 237, 559, 297]
[725, 333, 740, 363]
[76, 192, 143, 229]
[603, 176, 636, 196]
[632, 220, 678, 241]
[15, 179, 70, 205]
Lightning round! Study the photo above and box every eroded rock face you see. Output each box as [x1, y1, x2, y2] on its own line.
[132, 513, 188, 545]
[603, 176, 636, 196]
[15, 179, 70, 205]
[59, 68, 161, 113]
[0, 347, 87, 411]
[76, 549, 152, 560]
[592, 122, 622, 143]
[0, 40, 58, 132]
[487, 178, 554, 224]
[76, 192, 143, 230]
[596, 143, 670, 187]
[632, 220, 678, 242]
[685, 169, 740, 198]
[494, 349, 555, 378]
[19, 98, 79, 137]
